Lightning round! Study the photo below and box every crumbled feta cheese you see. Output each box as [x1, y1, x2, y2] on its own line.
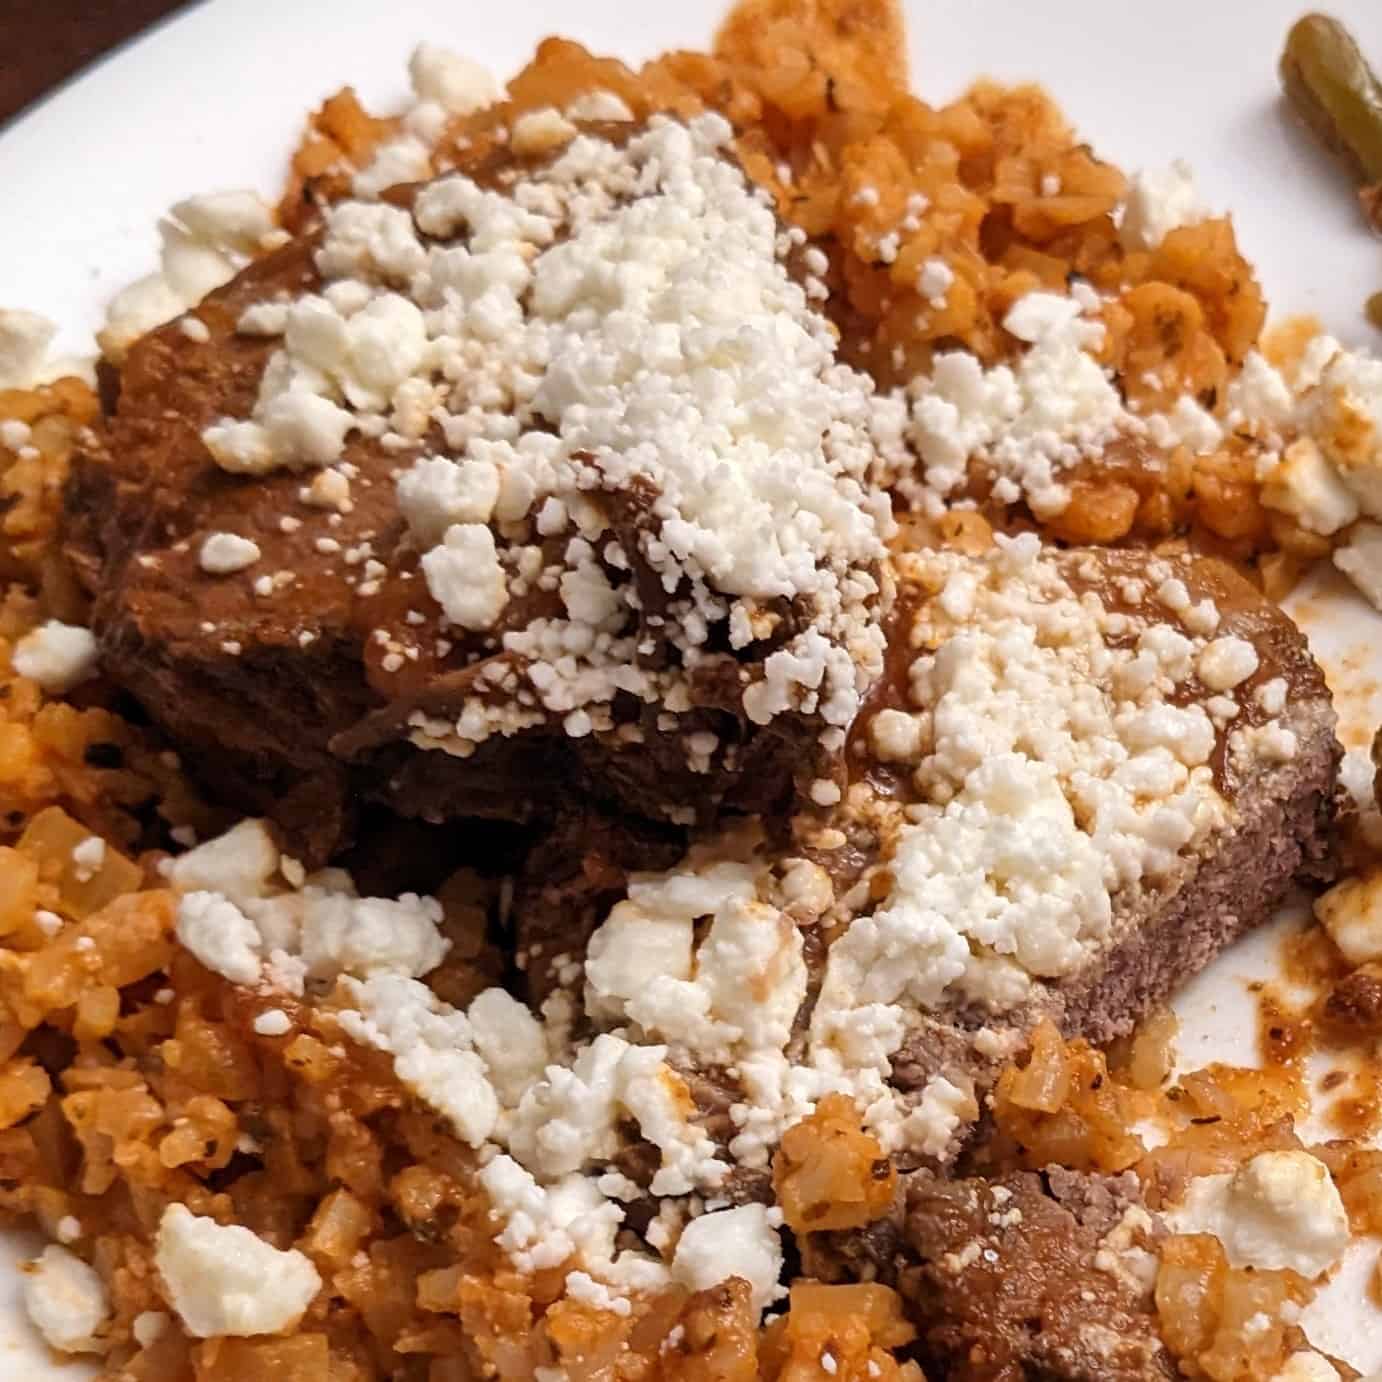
[298, 890, 449, 980]
[421, 523, 509, 630]
[539, 543, 1242, 1169]
[917, 258, 953, 306]
[22, 1246, 108, 1353]
[345, 292, 429, 403]
[1092, 1204, 1158, 1296]
[625, 892, 806, 1070]
[1315, 867, 1382, 966]
[671, 1205, 783, 1314]
[305, 467, 351, 511]
[70, 836, 105, 882]
[505, 1032, 626, 1169]
[565, 91, 635, 123]
[1254, 678, 1288, 716]
[466, 987, 549, 1106]
[1183, 598, 1220, 637]
[101, 274, 187, 359]
[900, 1075, 978, 1159]
[1259, 439, 1360, 536]
[477, 1154, 631, 1277]
[336, 974, 498, 1145]
[1149, 394, 1224, 454]
[397, 455, 501, 541]
[584, 902, 695, 1021]
[1119, 161, 1207, 251]
[1308, 347, 1382, 518]
[0, 309, 58, 389]
[171, 191, 276, 255]
[199, 532, 262, 574]
[905, 294, 1122, 517]
[201, 419, 273, 473]
[238, 301, 288, 336]
[204, 391, 354, 475]
[564, 1270, 633, 1316]
[1003, 292, 1083, 344]
[868, 708, 924, 762]
[408, 43, 500, 115]
[176, 892, 266, 986]
[779, 859, 834, 917]
[1156, 576, 1190, 613]
[252, 1008, 291, 1037]
[1165, 1151, 1349, 1278]
[1226, 351, 1296, 437]
[818, 752, 1107, 1013]
[1197, 636, 1258, 692]
[353, 135, 433, 199]
[155, 1204, 320, 1337]
[11, 621, 99, 694]
[503, 1030, 726, 1194]
[1230, 721, 1298, 766]
[1333, 519, 1382, 612]
[100, 192, 275, 361]
[166, 819, 279, 905]
[511, 108, 579, 157]
[264, 392, 356, 466]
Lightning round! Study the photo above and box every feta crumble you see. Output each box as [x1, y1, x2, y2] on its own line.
[1197, 636, 1259, 692]
[70, 836, 106, 883]
[1119, 161, 1207, 251]
[12, 621, 99, 694]
[99, 191, 278, 361]
[420, 523, 509, 630]
[0, 310, 58, 389]
[155, 1204, 321, 1337]
[176, 891, 266, 986]
[671, 1205, 783, 1315]
[1315, 867, 1382, 966]
[1165, 1151, 1349, 1279]
[408, 42, 500, 115]
[917, 257, 953, 306]
[199, 532, 262, 575]
[1333, 520, 1382, 610]
[22, 1246, 108, 1354]
[165, 818, 279, 906]
[252, 1008, 291, 1037]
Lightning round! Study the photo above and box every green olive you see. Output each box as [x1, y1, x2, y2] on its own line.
[1280, 13, 1382, 186]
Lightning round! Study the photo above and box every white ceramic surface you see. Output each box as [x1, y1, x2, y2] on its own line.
[1, 0, 1381, 1371]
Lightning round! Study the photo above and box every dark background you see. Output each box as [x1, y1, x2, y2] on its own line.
[1, 0, 192, 126]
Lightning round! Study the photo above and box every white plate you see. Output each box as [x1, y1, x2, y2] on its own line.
[2, 0, 1382, 1372]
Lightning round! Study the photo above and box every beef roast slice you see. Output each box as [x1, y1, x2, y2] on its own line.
[891, 1169, 1173, 1382]
[806, 1168, 1172, 1380]
[64, 139, 867, 865]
